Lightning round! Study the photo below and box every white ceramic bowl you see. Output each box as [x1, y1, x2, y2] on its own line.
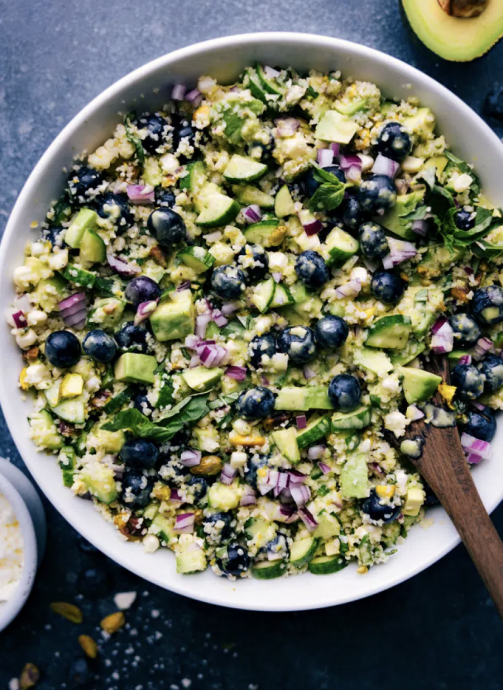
[0, 459, 46, 631]
[1, 32, 503, 612]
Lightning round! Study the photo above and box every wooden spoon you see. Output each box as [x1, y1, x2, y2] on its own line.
[399, 355, 503, 617]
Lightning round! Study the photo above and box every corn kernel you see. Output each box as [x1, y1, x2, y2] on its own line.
[357, 566, 369, 575]
[376, 485, 396, 499]
[19, 367, 30, 390]
[230, 434, 266, 447]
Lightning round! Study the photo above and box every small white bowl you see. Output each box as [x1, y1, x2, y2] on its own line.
[0, 459, 46, 632]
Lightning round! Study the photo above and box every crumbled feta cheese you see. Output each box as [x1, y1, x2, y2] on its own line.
[384, 410, 407, 437]
[0, 491, 24, 603]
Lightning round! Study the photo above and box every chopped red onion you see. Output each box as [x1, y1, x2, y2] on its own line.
[240, 486, 257, 506]
[169, 489, 184, 503]
[211, 309, 228, 328]
[431, 316, 448, 335]
[303, 365, 316, 381]
[220, 463, 237, 485]
[382, 238, 417, 269]
[459, 354, 472, 365]
[317, 148, 335, 168]
[464, 266, 474, 276]
[243, 205, 262, 224]
[308, 445, 326, 460]
[296, 414, 307, 430]
[185, 88, 202, 105]
[134, 300, 158, 326]
[261, 375, 270, 386]
[407, 405, 425, 422]
[107, 254, 140, 277]
[275, 117, 300, 138]
[181, 449, 202, 467]
[11, 310, 28, 328]
[195, 313, 211, 338]
[264, 65, 280, 78]
[185, 334, 201, 349]
[460, 433, 492, 461]
[316, 463, 329, 476]
[329, 143, 340, 156]
[335, 278, 361, 300]
[203, 230, 222, 242]
[471, 337, 493, 361]
[171, 84, 186, 101]
[276, 504, 299, 524]
[339, 154, 362, 171]
[370, 462, 385, 477]
[466, 453, 483, 465]
[189, 354, 200, 368]
[472, 401, 486, 412]
[221, 302, 239, 316]
[174, 512, 194, 533]
[59, 292, 86, 312]
[288, 469, 307, 484]
[127, 184, 155, 205]
[225, 365, 247, 381]
[372, 154, 400, 178]
[176, 281, 192, 292]
[431, 318, 454, 354]
[63, 308, 87, 329]
[197, 342, 228, 368]
[299, 210, 324, 236]
[290, 484, 311, 508]
[298, 507, 318, 531]
[411, 220, 429, 237]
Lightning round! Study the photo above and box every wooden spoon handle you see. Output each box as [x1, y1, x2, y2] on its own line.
[416, 425, 503, 617]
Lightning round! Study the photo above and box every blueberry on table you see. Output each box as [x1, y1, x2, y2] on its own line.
[218, 543, 250, 577]
[125, 275, 161, 309]
[83, 329, 117, 363]
[248, 334, 277, 369]
[210, 265, 246, 300]
[449, 313, 481, 348]
[236, 386, 276, 420]
[45, 330, 81, 368]
[362, 489, 401, 523]
[119, 438, 159, 469]
[471, 285, 503, 326]
[67, 166, 103, 201]
[370, 270, 405, 305]
[115, 322, 150, 353]
[147, 208, 186, 245]
[358, 222, 389, 260]
[277, 325, 317, 364]
[328, 374, 361, 412]
[376, 122, 412, 162]
[460, 407, 496, 442]
[451, 363, 485, 400]
[238, 244, 269, 284]
[135, 113, 170, 154]
[78, 567, 110, 598]
[119, 468, 154, 509]
[304, 165, 346, 197]
[454, 207, 475, 231]
[155, 188, 176, 207]
[95, 192, 133, 228]
[295, 250, 330, 290]
[478, 354, 503, 393]
[187, 475, 210, 502]
[358, 175, 397, 214]
[68, 657, 93, 687]
[337, 195, 366, 232]
[203, 512, 233, 543]
[314, 315, 349, 349]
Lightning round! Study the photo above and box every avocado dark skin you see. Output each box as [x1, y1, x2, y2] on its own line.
[437, 0, 489, 18]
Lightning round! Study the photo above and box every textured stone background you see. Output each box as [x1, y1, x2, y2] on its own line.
[1, 1, 503, 688]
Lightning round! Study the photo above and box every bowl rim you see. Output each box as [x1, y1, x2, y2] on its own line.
[1, 31, 503, 611]
[0, 467, 38, 631]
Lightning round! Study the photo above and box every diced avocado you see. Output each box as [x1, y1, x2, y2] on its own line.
[62, 264, 96, 288]
[400, 366, 442, 404]
[81, 462, 118, 504]
[365, 315, 412, 350]
[296, 414, 331, 449]
[150, 513, 175, 544]
[195, 193, 241, 228]
[390, 339, 426, 366]
[142, 157, 163, 186]
[88, 297, 126, 330]
[59, 446, 76, 487]
[324, 226, 359, 264]
[208, 482, 241, 511]
[403, 486, 425, 517]
[176, 549, 207, 574]
[280, 306, 307, 326]
[179, 160, 206, 191]
[59, 373, 84, 400]
[114, 353, 157, 384]
[233, 185, 274, 209]
[335, 98, 368, 115]
[34, 275, 67, 312]
[90, 424, 125, 453]
[274, 184, 296, 218]
[223, 154, 268, 183]
[425, 154, 449, 176]
[182, 366, 224, 392]
[271, 427, 300, 463]
[177, 246, 215, 273]
[65, 209, 98, 249]
[403, 107, 436, 138]
[340, 452, 369, 499]
[332, 407, 371, 431]
[354, 348, 393, 377]
[29, 410, 63, 450]
[52, 396, 86, 424]
[150, 292, 195, 342]
[308, 554, 347, 575]
[380, 191, 425, 241]
[315, 110, 359, 144]
[418, 245, 465, 280]
[79, 229, 106, 264]
[313, 512, 341, 540]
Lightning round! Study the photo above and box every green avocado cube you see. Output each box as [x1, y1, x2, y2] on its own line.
[315, 110, 359, 144]
[65, 208, 98, 249]
[182, 366, 224, 392]
[114, 353, 157, 384]
[81, 462, 118, 504]
[340, 452, 369, 499]
[150, 294, 195, 342]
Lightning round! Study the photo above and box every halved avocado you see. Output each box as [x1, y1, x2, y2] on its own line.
[402, 0, 503, 61]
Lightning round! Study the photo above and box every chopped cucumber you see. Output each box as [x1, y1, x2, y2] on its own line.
[233, 185, 274, 208]
[245, 67, 268, 104]
[308, 555, 348, 575]
[177, 246, 215, 273]
[271, 427, 300, 463]
[52, 396, 86, 424]
[447, 350, 468, 369]
[389, 339, 426, 366]
[296, 414, 331, 448]
[251, 277, 276, 312]
[195, 194, 241, 228]
[59, 446, 76, 487]
[365, 315, 412, 350]
[251, 560, 286, 579]
[332, 406, 371, 431]
[103, 387, 135, 415]
[62, 264, 96, 288]
[223, 154, 268, 183]
[243, 220, 281, 247]
[81, 462, 117, 504]
[256, 64, 285, 96]
[274, 184, 296, 218]
[290, 537, 320, 568]
[275, 386, 333, 412]
[354, 348, 393, 378]
[176, 549, 207, 574]
[179, 161, 206, 191]
[269, 283, 294, 308]
[325, 226, 359, 265]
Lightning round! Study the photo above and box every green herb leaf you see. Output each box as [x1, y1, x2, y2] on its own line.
[309, 183, 346, 214]
[156, 377, 174, 409]
[445, 150, 480, 195]
[312, 166, 343, 185]
[124, 112, 145, 166]
[441, 206, 496, 251]
[306, 85, 319, 99]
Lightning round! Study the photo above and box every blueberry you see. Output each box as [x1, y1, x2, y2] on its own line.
[478, 354, 503, 393]
[173, 119, 195, 152]
[135, 113, 170, 154]
[187, 475, 210, 502]
[147, 208, 186, 246]
[314, 315, 349, 349]
[78, 567, 110, 598]
[244, 455, 268, 490]
[484, 86, 503, 123]
[211, 265, 246, 300]
[328, 374, 361, 412]
[115, 322, 150, 353]
[125, 275, 161, 309]
[337, 195, 367, 232]
[120, 469, 154, 509]
[277, 325, 317, 364]
[155, 188, 176, 207]
[45, 330, 81, 368]
[460, 407, 496, 442]
[266, 534, 289, 561]
[95, 192, 133, 228]
[67, 166, 103, 202]
[248, 334, 276, 369]
[68, 658, 93, 687]
[83, 329, 117, 363]
[236, 386, 276, 420]
[41, 226, 65, 247]
[449, 313, 481, 348]
[451, 363, 485, 400]
[358, 222, 389, 260]
[471, 285, 503, 326]
[203, 512, 233, 543]
[454, 207, 475, 231]
[362, 489, 401, 523]
[218, 543, 250, 577]
[238, 244, 269, 284]
[371, 270, 405, 305]
[120, 438, 159, 469]
[304, 165, 345, 197]
[377, 122, 412, 162]
[295, 250, 330, 290]
[358, 175, 397, 214]
[133, 391, 154, 415]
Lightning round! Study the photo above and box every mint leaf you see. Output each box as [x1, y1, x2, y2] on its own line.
[445, 150, 480, 195]
[308, 183, 346, 213]
[441, 206, 497, 252]
[156, 377, 174, 409]
[312, 166, 343, 185]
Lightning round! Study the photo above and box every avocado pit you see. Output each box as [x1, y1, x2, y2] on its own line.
[438, 0, 489, 18]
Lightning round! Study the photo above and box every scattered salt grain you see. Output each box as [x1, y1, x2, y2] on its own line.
[114, 591, 137, 610]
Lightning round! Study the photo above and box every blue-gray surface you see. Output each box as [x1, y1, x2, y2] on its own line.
[1, 1, 503, 688]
